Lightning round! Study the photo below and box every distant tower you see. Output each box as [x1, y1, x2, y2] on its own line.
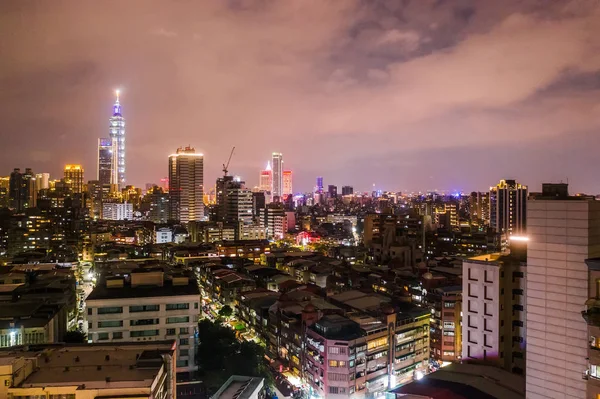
[271, 153, 283, 200]
[168, 146, 204, 223]
[283, 170, 293, 198]
[64, 165, 84, 194]
[259, 162, 273, 193]
[97, 138, 112, 186]
[109, 90, 126, 189]
[316, 177, 324, 193]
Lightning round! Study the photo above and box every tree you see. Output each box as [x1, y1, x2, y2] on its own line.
[196, 319, 273, 390]
[218, 305, 233, 319]
[63, 330, 87, 343]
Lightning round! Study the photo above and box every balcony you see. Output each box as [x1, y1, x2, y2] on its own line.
[583, 302, 600, 327]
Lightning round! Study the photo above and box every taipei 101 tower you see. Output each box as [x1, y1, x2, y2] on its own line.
[109, 89, 126, 189]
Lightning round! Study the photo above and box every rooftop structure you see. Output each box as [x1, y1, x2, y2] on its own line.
[0, 341, 176, 399]
[211, 375, 265, 399]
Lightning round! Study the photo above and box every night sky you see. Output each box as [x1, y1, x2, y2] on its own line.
[1, 0, 599, 194]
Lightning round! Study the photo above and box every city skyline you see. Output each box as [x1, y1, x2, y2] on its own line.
[1, 1, 600, 194]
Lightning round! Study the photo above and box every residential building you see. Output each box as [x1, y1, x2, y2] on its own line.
[102, 201, 133, 220]
[525, 184, 600, 398]
[303, 300, 430, 398]
[156, 227, 173, 244]
[262, 203, 287, 239]
[469, 191, 490, 225]
[169, 146, 204, 223]
[271, 153, 283, 200]
[86, 267, 200, 375]
[490, 179, 527, 239]
[0, 341, 176, 399]
[461, 240, 527, 375]
[427, 285, 462, 366]
[63, 164, 84, 194]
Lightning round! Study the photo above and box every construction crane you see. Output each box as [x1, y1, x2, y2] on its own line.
[222, 146, 235, 176]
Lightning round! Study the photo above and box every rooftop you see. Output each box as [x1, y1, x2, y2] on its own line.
[86, 277, 199, 301]
[391, 363, 525, 399]
[1, 341, 175, 390]
[211, 375, 264, 399]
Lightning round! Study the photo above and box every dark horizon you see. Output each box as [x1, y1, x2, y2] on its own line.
[1, 1, 599, 194]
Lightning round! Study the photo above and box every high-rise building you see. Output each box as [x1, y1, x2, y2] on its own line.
[461, 240, 527, 375]
[109, 90, 126, 189]
[469, 191, 490, 225]
[259, 162, 272, 194]
[168, 146, 204, 223]
[9, 168, 36, 212]
[328, 184, 337, 199]
[97, 138, 112, 186]
[342, 185, 353, 196]
[525, 184, 600, 398]
[271, 152, 283, 199]
[64, 165, 84, 194]
[283, 170, 292, 197]
[216, 176, 253, 227]
[316, 176, 324, 193]
[490, 179, 527, 237]
[35, 173, 49, 190]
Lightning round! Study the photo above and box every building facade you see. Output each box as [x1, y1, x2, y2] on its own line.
[283, 170, 293, 198]
[490, 179, 527, 238]
[169, 146, 204, 223]
[102, 201, 133, 220]
[64, 164, 84, 194]
[86, 270, 200, 375]
[525, 191, 600, 398]
[260, 162, 272, 195]
[461, 243, 526, 375]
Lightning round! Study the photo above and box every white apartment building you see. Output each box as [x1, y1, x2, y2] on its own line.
[525, 186, 600, 399]
[102, 201, 133, 220]
[462, 241, 527, 375]
[86, 269, 200, 375]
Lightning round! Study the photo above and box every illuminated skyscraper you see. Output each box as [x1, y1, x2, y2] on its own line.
[316, 176, 323, 193]
[259, 162, 272, 193]
[271, 152, 283, 199]
[64, 165, 84, 194]
[490, 179, 527, 237]
[283, 170, 292, 197]
[168, 146, 204, 223]
[109, 90, 126, 189]
[97, 138, 112, 186]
